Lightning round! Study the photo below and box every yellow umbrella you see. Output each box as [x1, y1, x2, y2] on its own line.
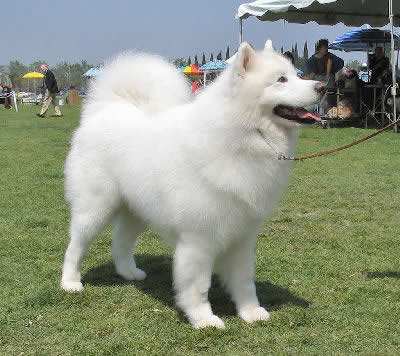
[22, 72, 44, 79]
[22, 72, 45, 103]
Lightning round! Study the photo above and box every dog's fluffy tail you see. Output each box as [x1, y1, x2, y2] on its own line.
[82, 52, 191, 119]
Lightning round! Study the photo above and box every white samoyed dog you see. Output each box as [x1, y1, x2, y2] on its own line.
[61, 41, 323, 329]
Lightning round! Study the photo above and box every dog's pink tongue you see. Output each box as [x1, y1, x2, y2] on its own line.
[296, 108, 321, 122]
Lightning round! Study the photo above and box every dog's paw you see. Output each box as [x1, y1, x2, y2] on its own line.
[239, 306, 270, 323]
[60, 280, 84, 292]
[192, 315, 226, 329]
[117, 267, 147, 281]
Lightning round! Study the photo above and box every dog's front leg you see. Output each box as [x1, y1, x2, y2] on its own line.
[173, 239, 225, 329]
[217, 236, 270, 323]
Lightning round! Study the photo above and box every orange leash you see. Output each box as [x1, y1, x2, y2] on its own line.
[278, 118, 400, 162]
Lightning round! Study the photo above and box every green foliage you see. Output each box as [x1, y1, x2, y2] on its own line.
[69, 61, 91, 88]
[346, 60, 362, 71]
[187, 56, 191, 66]
[0, 64, 7, 76]
[216, 51, 222, 60]
[1, 106, 400, 355]
[28, 61, 47, 73]
[296, 57, 308, 74]
[8, 60, 28, 89]
[210, 53, 214, 62]
[172, 58, 187, 68]
[194, 55, 199, 67]
[201, 53, 206, 66]
[52, 61, 70, 89]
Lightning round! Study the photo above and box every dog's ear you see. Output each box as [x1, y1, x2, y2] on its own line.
[264, 39, 274, 52]
[233, 42, 255, 75]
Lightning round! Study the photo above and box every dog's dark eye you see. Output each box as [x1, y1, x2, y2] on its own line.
[277, 76, 288, 83]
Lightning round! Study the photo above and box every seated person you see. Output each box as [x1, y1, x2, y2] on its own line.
[336, 67, 362, 113]
[336, 67, 361, 90]
[308, 39, 338, 112]
[1, 76, 13, 109]
[308, 40, 334, 85]
[369, 47, 390, 85]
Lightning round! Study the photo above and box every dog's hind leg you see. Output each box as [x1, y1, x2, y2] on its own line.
[174, 238, 225, 329]
[112, 207, 147, 281]
[61, 187, 120, 292]
[216, 236, 270, 324]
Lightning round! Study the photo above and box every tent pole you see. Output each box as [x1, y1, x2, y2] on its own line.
[13, 91, 18, 112]
[389, 0, 398, 132]
[239, 18, 243, 44]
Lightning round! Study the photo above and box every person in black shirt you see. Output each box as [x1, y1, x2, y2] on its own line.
[309, 39, 336, 111]
[309, 39, 334, 85]
[369, 47, 390, 85]
[37, 64, 62, 118]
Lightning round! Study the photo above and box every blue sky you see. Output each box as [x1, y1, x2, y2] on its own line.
[4, 0, 386, 67]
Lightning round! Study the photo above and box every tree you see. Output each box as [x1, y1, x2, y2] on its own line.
[8, 60, 28, 90]
[0, 65, 7, 80]
[52, 60, 93, 90]
[303, 41, 309, 60]
[294, 43, 299, 61]
[79, 60, 91, 89]
[194, 55, 199, 67]
[69, 61, 91, 88]
[29, 60, 47, 73]
[53, 61, 71, 89]
[280, 47, 284, 54]
[80, 60, 91, 74]
[346, 60, 361, 71]
[225, 46, 230, 60]
[172, 58, 187, 68]
[296, 57, 307, 74]
[216, 51, 222, 60]
[187, 56, 191, 66]
[210, 53, 214, 62]
[201, 53, 206, 66]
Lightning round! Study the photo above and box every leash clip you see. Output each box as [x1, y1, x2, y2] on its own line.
[278, 153, 295, 161]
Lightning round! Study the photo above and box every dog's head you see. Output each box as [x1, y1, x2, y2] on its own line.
[230, 41, 323, 127]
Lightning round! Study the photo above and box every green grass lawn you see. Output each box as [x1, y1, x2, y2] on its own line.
[1, 104, 400, 355]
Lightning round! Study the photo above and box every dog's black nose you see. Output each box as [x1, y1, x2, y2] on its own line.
[315, 82, 327, 95]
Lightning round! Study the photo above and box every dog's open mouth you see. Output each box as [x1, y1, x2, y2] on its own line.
[274, 105, 321, 124]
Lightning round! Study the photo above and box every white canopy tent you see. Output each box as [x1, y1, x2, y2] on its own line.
[236, 0, 400, 131]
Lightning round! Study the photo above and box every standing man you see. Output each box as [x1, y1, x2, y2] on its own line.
[37, 64, 62, 118]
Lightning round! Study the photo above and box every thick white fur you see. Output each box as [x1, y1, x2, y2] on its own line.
[61, 42, 321, 329]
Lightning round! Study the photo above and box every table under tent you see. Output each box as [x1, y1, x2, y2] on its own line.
[328, 28, 400, 129]
[236, 0, 400, 132]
